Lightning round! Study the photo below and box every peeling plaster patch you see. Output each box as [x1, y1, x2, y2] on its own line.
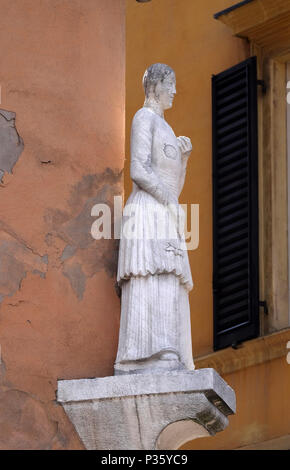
[0, 248, 27, 299]
[0, 220, 45, 259]
[0, 236, 47, 303]
[44, 168, 123, 298]
[41, 255, 48, 264]
[68, 169, 122, 209]
[0, 109, 24, 180]
[62, 194, 108, 249]
[32, 269, 46, 279]
[60, 245, 76, 261]
[44, 209, 71, 230]
[63, 263, 86, 300]
[0, 359, 7, 386]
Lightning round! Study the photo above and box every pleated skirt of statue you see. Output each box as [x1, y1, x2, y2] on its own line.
[114, 273, 195, 374]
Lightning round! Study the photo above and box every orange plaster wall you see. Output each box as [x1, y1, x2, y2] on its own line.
[0, 0, 125, 449]
[126, 0, 290, 451]
[182, 356, 290, 449]
[125, 0, 250, 359]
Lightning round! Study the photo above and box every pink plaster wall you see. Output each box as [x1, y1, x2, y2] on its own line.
[0, 0, 125, 449]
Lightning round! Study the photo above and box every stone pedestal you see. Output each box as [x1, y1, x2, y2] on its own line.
[57, 368, 236, 450]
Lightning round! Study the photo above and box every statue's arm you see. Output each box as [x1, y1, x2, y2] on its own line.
[177, 136, 192, 196]
[178, 156, 189, 196]
[130, 111, 176, 205]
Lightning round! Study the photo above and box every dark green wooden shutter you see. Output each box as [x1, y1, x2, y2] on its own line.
[212, 56, 259, 351]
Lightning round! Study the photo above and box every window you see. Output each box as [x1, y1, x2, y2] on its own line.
[212, 0, 290, 352]
[212, 57, 259, 351]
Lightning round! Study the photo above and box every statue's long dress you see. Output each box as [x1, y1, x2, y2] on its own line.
[114, 107, 195, 374]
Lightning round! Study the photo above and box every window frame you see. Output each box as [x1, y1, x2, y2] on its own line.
[253, 43, 290, 334]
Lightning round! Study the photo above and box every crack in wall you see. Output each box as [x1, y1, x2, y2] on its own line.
[0, 236, 48, 305]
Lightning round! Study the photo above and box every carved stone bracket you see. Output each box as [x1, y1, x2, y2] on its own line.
[57, 368, 236, 450]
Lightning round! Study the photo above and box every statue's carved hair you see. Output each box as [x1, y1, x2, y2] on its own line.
[143, 63, 175, 97]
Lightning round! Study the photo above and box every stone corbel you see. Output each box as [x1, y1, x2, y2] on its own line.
[57, 368, 236, 450]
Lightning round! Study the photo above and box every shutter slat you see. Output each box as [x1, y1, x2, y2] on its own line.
[218, 227, 248, 247]
[218, 246, 249, 267]
[218, 289, 249, 307]
[219, 169, 248, 188]
[216, 88, 247, 107]
[217, 311, 249, 331]
[218, 187, 248, 206]
[218, 217, 248, 237]
[218, 128, 248, 147]
[219, 278, 249, 296]
[218, 176, 248, 196]
[219, 238, 248, 256]
[218, 268, 249, 286]
[217, 97, 248, 118]
[216, 74, 246, 97]
[217, 69, 246, 86]
[212, 56, 259, 351]
[218, 197, 248, 217]
[217, 136, 248, 156]
[217, 258, 248, 277]
[218, 299, 249, 318]
[218, 158, 248, 178]
[217, 108, 247, 127]
[217, 117, 248, 138]
[218, 208, 249, 228]
[217, 149, 247, 167]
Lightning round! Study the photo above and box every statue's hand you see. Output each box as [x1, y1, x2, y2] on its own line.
[177, 136, 192, 159]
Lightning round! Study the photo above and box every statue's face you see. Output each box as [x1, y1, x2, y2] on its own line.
[155, 72, 176, 110]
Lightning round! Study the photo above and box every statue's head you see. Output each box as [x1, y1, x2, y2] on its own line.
[143, 63, 176, 110]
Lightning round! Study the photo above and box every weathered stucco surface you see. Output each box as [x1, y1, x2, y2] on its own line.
[0, 109, 24, 181]
[0, 0, 125, 449]
[126, 0, 290, 451]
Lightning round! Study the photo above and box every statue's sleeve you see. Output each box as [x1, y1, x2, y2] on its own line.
[130, 111, 174, 205]
[178, 156, 189, 196]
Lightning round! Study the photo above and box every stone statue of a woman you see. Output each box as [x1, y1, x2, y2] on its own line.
[114, 63, 195, 375]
